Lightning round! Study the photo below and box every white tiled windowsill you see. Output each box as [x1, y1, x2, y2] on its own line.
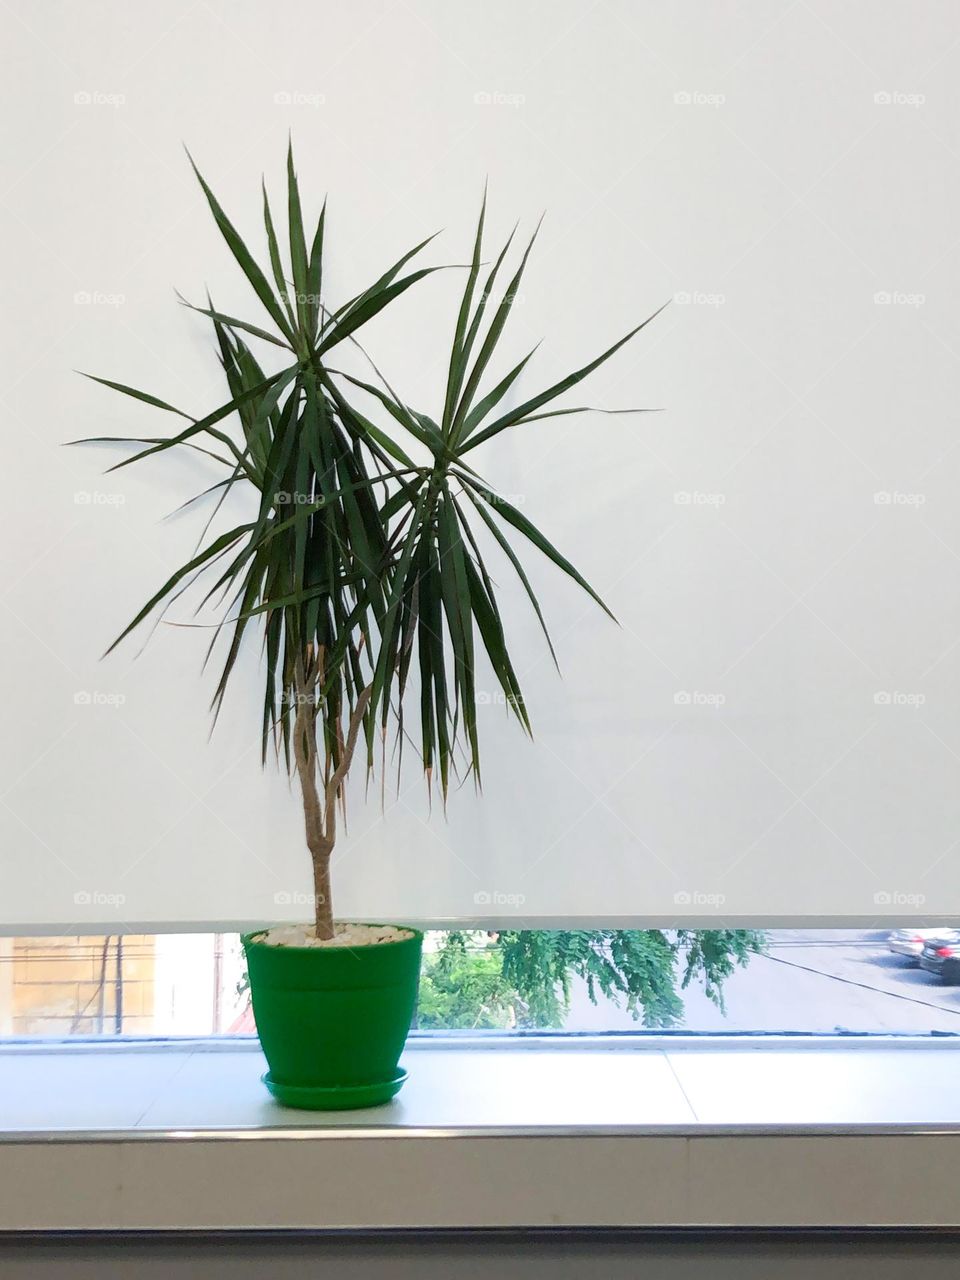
[1, 1036, 958, 1230]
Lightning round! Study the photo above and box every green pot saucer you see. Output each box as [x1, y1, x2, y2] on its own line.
[262, 1067, 408, 1111]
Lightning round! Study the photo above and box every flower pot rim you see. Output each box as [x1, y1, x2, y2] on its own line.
[241, 922, 424, 951]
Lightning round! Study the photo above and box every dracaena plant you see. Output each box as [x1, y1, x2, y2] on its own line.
[78, 146, 662, 940]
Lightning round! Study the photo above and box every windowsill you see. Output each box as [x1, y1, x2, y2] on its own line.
[1, 1036, 958, 1230]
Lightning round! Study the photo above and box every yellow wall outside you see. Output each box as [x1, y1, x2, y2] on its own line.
[4, 936, 156, 1036]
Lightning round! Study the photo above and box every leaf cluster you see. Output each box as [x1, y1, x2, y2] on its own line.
[498, 929, 767, 1028]
[77, 147, 664, 806]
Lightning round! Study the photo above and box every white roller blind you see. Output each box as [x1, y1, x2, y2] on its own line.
[2, 0, 959, 930]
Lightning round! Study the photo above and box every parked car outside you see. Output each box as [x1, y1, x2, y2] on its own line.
[887, 928, 954, 963]
[919, 933, 960, 983]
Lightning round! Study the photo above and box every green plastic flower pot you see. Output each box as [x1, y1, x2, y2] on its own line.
[242, 925, 423, 1110]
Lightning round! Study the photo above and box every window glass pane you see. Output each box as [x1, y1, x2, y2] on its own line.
[2, 929, 958, 1037]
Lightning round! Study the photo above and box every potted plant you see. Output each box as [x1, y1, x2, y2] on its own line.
[79, 146, 662, 1108]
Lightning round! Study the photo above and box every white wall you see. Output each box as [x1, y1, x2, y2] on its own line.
[1, 0, 959, 928]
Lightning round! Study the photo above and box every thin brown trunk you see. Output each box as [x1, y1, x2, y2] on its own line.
[293, 691, 334, 940]
[293, 677, 372, 942]
[312, 851, 334, 940]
